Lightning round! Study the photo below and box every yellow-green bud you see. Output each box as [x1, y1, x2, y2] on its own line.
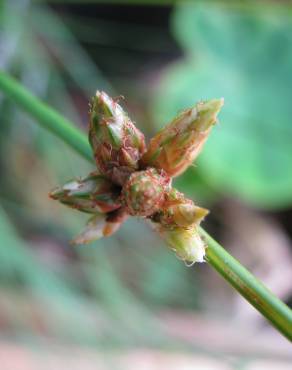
[141, 99, 224, 177]
[150, 222, 206, 264]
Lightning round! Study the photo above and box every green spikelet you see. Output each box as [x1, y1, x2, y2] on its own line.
[141, 99, 224, 177]
[89, 91, 146, 185]
[121, 168, 171, 217]
[49, 173, 121, 214]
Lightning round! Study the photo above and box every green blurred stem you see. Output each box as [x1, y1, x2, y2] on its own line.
[1, 71, 292, 341]
[200, 228, 292, 341]
[0, 71, 93, 162]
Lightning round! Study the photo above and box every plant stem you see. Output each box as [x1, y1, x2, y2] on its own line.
[1, 71, 292, 341]
[0, 71, 93, 162]
[200, 228, 292, 341]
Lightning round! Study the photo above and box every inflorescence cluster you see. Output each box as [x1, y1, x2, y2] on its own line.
[50, 91, 223, 264]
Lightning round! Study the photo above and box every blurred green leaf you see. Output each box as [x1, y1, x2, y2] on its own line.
[153, 3, 292, 209]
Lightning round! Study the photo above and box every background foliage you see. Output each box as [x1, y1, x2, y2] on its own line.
[155, 2, 292, 208]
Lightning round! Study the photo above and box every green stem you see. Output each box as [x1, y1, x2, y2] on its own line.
[200, 228, 292, 341]
[1, 71, 292, 341]
[0, 71, 93, 162]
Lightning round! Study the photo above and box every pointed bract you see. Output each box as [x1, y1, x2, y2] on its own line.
[153, 188, 209, 228]
[89, 91, 146, 185]
[72, 208, 128, 244]
[72, 214, 106, 244]
[141, 98, 224, 177]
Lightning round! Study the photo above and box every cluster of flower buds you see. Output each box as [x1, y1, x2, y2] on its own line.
[50, 91, 223, 264]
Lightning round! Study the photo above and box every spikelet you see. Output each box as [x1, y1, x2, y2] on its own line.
[141, 99, 224, 177]
[89, 91, 146, 185]
[49, 172, 121, 214]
